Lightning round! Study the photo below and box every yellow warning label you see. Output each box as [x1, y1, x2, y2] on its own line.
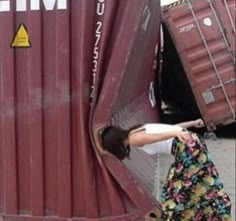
[11, 24, 31, 48]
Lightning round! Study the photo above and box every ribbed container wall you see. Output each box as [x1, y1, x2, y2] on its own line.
[0, 0, 162, 221]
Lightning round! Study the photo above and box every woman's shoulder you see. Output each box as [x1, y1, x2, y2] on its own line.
[128, 126, 145, 137]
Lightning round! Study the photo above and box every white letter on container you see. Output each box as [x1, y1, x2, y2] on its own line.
[0, 0, 10, 12]
[16, 0, 26, 11]
[42, 0, 67, 10]
[57, 0, 67, 9]
[31, 0, 40, 10]
[97, 0, 105, 16]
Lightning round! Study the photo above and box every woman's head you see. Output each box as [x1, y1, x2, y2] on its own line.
[101, 126, 130, 160]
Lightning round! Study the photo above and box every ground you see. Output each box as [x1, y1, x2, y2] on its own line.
[158, 126, 235, 220]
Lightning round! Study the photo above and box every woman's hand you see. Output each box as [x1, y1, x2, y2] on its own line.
[175, 119, 205, 129]
[192, 119, 205, 128]
[175, 131, 191, 143]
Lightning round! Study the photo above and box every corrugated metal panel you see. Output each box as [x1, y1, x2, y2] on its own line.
[91, 0, 162, 217]
[0, 0, 162, 220]
[162, 0, 236, 130]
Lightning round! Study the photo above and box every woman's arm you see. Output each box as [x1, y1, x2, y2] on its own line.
[175, 119, 205, 129]
[129, 130, 190, 146]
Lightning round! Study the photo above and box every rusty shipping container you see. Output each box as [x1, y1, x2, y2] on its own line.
[162, 0, 236, 130]
[0, 0, 162, 220]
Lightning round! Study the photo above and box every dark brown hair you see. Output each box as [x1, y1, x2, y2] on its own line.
[101, 125, 142, 160]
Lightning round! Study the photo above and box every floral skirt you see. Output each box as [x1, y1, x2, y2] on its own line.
[161, 133, 232, 221]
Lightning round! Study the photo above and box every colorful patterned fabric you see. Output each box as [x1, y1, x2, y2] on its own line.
[161, 133, 232, 221]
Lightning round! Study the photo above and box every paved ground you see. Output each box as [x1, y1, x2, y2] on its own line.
[158, 132, 235, 220]
[206, 138, 235, 220]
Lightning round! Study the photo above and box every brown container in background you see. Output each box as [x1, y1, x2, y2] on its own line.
[162, 0, 235, 130]
[0, 0, 162, 220]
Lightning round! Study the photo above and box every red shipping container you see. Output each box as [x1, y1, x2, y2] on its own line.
[0, 0, 162, 220]
[162, 0, 236, 130]
[215, 0, 235, 55]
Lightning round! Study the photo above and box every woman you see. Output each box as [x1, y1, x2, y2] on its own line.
[101, 119, 232, 221]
